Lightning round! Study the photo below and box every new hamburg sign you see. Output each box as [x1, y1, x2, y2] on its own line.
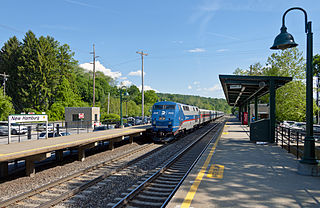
[7, 114, 48, 144]
[9, 114, 48, 122]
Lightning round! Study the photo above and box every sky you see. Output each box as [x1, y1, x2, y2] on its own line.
[1, 0, 320, 99]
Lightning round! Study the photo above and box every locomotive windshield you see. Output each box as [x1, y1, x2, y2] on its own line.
[153, 105, 176, 110]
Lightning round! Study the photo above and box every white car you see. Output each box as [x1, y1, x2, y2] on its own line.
[281, 121, 295, 128]
[0, 126, 8, 136]
[0, 121, 28, 135]
[37, 123, 55, 131]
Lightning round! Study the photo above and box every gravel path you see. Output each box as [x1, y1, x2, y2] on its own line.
[59, 124, 216, 208]
[0, 138, 154, 202]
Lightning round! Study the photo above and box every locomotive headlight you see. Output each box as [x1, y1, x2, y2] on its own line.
[168, 121, 172, 125]
[153, 121, 156, 125]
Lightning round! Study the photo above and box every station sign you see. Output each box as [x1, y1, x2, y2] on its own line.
[79, 113, 84, 119]
[9, 114, 48, 122]
[229, 85, 242, 89]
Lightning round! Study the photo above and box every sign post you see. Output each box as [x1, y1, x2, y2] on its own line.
[79, 113, 84, 129]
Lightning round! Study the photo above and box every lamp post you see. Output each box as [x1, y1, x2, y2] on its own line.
[119, 86, 128, 128]
[271, 7, 319, 175]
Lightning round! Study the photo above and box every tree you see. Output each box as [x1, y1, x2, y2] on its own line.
[233, 48, 309, 122]
[144, 90, 158, 104]
[0, 36, 22, 111]
[313, 54, 320, 76]
[0, 87, 14, 120]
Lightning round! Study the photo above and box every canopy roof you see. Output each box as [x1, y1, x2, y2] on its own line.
[219, 75, 292, 107]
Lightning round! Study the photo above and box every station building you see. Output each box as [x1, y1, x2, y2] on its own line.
[65, 107, 100, 128]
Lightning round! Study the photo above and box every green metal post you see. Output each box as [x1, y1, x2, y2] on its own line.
[120, 88, 123, 128]
[239, 105, 242, 122]
[269, 79, 276, 143]
[255, 96, 258, 121]
[248, 102, 251, 126]
[301, 21, 317, 164]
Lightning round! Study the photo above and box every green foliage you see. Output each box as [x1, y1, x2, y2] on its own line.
[0, 30, 230, 120]
[314, 54, 320, 76]
[101, 113, 120, 121]
[233, 48, 310, 122]
[0, 88, 14, 120]
[0, 31, 83, 120]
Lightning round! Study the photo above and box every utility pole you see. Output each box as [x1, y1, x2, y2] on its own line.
[136, 51, 148, 123]
[0, 72, 9, 96]
[90, 44, 99, 107]
[317, 74, 320, 124]
[107, 92, 110, 114]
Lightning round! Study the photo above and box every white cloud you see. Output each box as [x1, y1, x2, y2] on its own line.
[128, 70, 146, 76]
[172, 40, 183, 44]
[119, 76, 127, 80]
[187, 48, 206, 53]
[138, 85, 159, 93]
[203, 84, 222, 92]
[216, 49, 229, 52]
[193, 81, 200, 85]
[79, 61, 122, 79]
[208, 32, 240, 41]
[120, 80, 132, 87]
[188, 85, 192, 89]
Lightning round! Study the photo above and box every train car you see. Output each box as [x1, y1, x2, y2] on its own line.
[151, 101, 223, 142]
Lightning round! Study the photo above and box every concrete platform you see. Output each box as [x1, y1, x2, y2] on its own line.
[0, 125, 151, 177]
[167, 117, 320, 208]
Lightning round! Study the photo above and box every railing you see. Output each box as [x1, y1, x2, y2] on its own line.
[0, 119, 149, 144]
[275, 124, 320, 159]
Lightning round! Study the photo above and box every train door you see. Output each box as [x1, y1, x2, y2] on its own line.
[178, 105, 184, 126]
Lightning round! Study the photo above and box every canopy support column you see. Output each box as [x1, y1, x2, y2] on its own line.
[269, 79, 276, 143]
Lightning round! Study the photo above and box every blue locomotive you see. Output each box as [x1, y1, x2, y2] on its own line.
[151, 101, 224, 142]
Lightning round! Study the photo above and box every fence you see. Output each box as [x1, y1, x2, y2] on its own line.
[275, 124, 320, 159]
[0, 119, 123, 144]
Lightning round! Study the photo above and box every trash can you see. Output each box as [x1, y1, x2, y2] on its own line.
[250, 119, 271, 142]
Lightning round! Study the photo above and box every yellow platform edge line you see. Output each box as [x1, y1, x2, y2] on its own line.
[0, 130, 138, 157]
[180, 124, 224, 208]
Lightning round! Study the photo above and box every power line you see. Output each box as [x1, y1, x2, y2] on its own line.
[0, 72, 9, 96]
[90, 44, 99, 107]
[136, 50, 148, 121]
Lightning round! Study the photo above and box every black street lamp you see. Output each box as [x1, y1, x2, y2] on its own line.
[120, 86, 129, 128]
[271, 7, 319, 175]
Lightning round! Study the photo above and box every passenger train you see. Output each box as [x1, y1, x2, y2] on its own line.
[151, 101, 224, 142]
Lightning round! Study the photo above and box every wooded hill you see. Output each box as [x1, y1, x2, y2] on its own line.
[0, 31, 226, 121]
[157, 93, 231, 113]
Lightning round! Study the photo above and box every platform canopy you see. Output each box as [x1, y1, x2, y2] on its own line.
[219, 75, 292, 107]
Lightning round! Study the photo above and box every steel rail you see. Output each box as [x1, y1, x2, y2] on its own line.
[112, 120, 224, 208]
[0, 143, 160, 207]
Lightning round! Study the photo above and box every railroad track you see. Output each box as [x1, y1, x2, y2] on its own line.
[111, 120, 224, 208]
[0, 143, 163, 208]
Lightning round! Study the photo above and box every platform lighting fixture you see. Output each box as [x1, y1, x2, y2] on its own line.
[271, 7, 318, 171]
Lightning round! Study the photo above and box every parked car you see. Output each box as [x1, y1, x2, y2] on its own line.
[281, 120, 295, 128]
[291, 122, 306, 132]
[38, 132, 62, 139]
[60, 132, 71, 136]
[36, 123, 55, 131]
[0, 121, 27, 135]
[93, 125, 109, 131]
[0, 126, 8, 136]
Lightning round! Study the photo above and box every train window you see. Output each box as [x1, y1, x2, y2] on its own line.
[183, 106, 189, 111]
[165, 105, 175, 109]
[153, 105, 163, 110]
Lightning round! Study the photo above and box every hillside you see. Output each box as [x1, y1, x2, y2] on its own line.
[157, 93, 231, 114]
